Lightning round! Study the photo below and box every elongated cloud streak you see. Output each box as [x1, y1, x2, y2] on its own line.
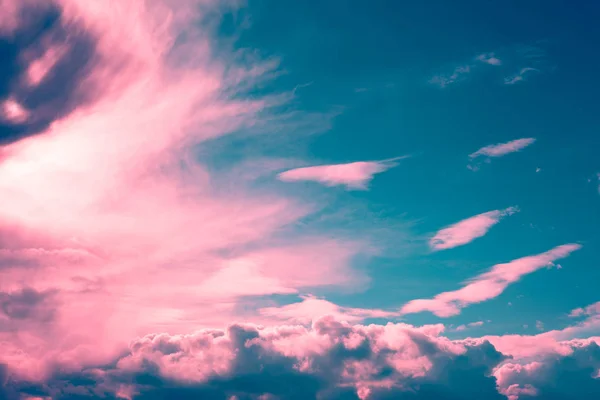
[430, 207, 518, 250]
[278, 157, 404, 190]
[259, 295, 401, 324]
[402, 244, 581, 317]
[470, 138, 536, 159]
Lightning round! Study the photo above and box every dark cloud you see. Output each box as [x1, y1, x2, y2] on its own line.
[0, 287, 56, 327]
[0, 1, 96, 145]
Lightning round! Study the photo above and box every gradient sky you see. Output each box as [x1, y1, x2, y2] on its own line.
[0, 1, 599, 399]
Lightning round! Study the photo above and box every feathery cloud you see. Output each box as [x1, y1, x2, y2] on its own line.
[470, 138, 536, 159]
[504, 67, 539, 85]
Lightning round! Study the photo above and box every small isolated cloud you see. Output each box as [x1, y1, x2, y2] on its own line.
[1, 98, 29, 123]
[470, 138, 536, 159]
[430, 207, 518, 251]
[536, 320, 545, 331]
[277, 157, 406, 190]
[429, 65, 471, 88]
[504, 67, 539, 85]
[401, 244, 581, 317]
[477, 53, 502, 66]
[455, 321, 485, 332]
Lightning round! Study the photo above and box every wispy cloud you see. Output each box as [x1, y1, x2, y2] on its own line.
[429, 65, 471, 88]
[430, 207, 518, 251]
[277, 156, 406, 190]
[504, 67, 539, 85]
[259, 295, 401, 324]
[454, 321, 484, 332]
[470, 138, 536, 159]
[401, 244, 581, 317]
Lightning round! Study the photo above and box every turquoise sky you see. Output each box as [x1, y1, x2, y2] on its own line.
[219, 0, 600, 336]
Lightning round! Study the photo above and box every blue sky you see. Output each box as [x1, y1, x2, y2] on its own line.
[0, 0, 599, 399]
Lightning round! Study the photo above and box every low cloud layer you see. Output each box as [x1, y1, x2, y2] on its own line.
[1, 316, 599, 400]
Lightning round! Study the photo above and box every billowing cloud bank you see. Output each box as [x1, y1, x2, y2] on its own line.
[2, 316, 600, 399]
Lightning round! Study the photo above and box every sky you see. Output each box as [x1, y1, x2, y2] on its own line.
[0, 0, 599, 399]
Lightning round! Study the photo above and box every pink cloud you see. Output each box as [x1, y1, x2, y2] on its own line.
[569, 301, 600, 318]
[277, 157, 405, 190]
[402, 244, 581, 317]
[469, 138, 536, 159]
[430, 206, 518, 250]
[2, 315, 598, 399]
[23, 43, 68, 87]
[454, 321, 484, 332]
[1, 98, 29, 123]
[0, 0, 373, 380]
[259, 295, 402, 324]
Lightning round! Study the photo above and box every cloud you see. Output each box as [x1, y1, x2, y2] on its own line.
[429, 65, 471, 88]
[1, 316, 600, 399]
[569, 301, 600, 318]
[0, 317, 507, 399]
[430, 207, 518, 251]
[504, 68, 539, 85]
[477, 53, 502, 66]
[454, 321, 485, 332]
[259, 295, 401, 324]
[1, 98, 29, 123]
[277, 157, 405, 190]
[470, 138, 536, 159]
[0, 0, 376, 380]
[535, 321, 544, 331]
[401, 244, 581, 317]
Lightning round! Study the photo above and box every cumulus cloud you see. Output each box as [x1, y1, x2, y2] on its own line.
[430, 207, 519, 251]
[1, 316, 599, 399]
[401, 244, 581, 317]
[277, 157, 405, 190]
